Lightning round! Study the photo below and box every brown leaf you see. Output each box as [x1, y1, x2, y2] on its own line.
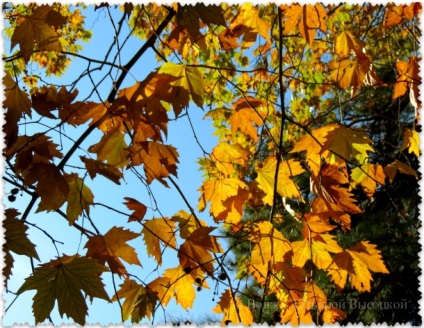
[11, 5, 62, 62]
[80, 156, 124, 185]
[85, 226, 141, 276]
[23, 163, 69, 212]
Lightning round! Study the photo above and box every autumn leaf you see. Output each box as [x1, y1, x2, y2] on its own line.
[384, 3, 422, 27]
[11, 5, 64, 61]
[212, 289, 253, 325]
[65, 173, 94, 225]
[158, 62, 204, 110]
[171, 210, 207, 239]
[80, 156, 124, 185]
[255, 156, 304, 205]
[22, 163, 70, 212]
[392, 56, 421, 109]
[85, 226, 141, 276]
[3, 73, 32, 147]
[401, 128, 420, 157]
[162, 266, 197, 309]
[17, 254, 110, 325]
[210, 142, 251, 176]
[229, 3, 271, 46]
[328, 241, 389, 292]
[351, 163, 385, 198]
[31, 85, 78, 118]
[197, 178, 247, 218]
[141, 218, 176, 265]
[384, 159, 417, 183]
[246, 221, 292, 284]
[321, 124, 374, 163]
[230, 97, 265, 142]
[127, 141, 179, 185]
[3, 209, 39, 287]
[289, 124, 333, 175]
[111, 279, 159, 322]
[281, 4, 327, 46]
[322, 305, 346, 323]
[175, 3, 226, 42]
[178, 226, 223, 274]
[336, 31, 364, 59]
[88, 126, 129, 168]
[124, 197, 147, 222]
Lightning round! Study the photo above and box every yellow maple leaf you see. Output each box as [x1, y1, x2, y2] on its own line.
[255, 156, 304, 205]
[212, 289, 253, 325]
[384, 159, 417, 183]
[211, 142, 251, 176]
[141, 218, 176, 265]
[401, 128, 420, 157]
[158, 62, 204, 109]
[392, 56, 421, 109]
[335, 30, 364, 59]
[162, 266, 197, 309]
[88, 126, 129, 168]
[327, 241, 389, 292]
[281, 4, 327, 46]
[229, 3, 271, 47]
[351, 163, 386, 198]
[246, 221, 292, 284]
[321, 124, 374, 163]
[322, 305, 346, 323]
[198, 178, 247, 218]
[229, 97, 265, 142]
[170, 210, 207, 239]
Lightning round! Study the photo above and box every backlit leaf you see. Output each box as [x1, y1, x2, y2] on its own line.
[23, 163, 70, 212]
[158, 62, 204, 109]
[80, 156, 124, 185]
[88, 126, 129, 168]
[65, 173, 94, 224]
[162, 266, 197, 309]
[111, 279, 158, 322]
[198, 178, 247, 218]
[178, 226, 223, 274]
[17, 254, 109, 325]
[351, 163, 385, 198]
[401, 128, 420, 157]
[212, 289, 254, 325]
[85, 226, 141, 276]
[141, 218, 176, 264]
[328, 241, 389, 292]
[124, 197, 147, 222]
[11, 5, 63, 61]
[384, 159, 417, 183]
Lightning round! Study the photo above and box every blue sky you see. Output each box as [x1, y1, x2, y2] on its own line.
[2, 5, 226, 325]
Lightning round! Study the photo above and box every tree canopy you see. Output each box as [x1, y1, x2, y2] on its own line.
[2, 3, 421, 325]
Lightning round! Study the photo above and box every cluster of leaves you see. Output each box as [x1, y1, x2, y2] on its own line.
[2, 2, 421, 326]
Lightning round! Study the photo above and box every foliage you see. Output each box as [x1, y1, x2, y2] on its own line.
[2, 2, 421, 325]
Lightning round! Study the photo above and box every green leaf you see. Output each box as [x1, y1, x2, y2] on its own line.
[4, 208, 39, 260]
[17, 255, 110, 325]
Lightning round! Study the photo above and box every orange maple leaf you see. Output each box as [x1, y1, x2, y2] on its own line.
[85, 226, 142, 276]
[124, 197, 147, 222]
[178, 226, 223, 274]
[141, 217, 176, 264]
[212, 289, 254, 325]
[392, 56, 421, 109]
